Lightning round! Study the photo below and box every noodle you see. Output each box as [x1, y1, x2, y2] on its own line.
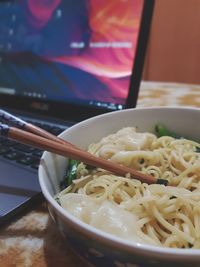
[57, 127, 200, 249]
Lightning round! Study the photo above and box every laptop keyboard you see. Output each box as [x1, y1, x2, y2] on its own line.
[0, 120, 67, 170]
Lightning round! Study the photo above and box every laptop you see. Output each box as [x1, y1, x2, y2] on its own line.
[0, 0, 154, 226]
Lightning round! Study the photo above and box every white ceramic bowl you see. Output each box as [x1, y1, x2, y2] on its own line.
[39, 107, 200, 267]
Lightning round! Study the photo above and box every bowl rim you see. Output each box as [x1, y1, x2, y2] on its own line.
[39, 106, 200, 260]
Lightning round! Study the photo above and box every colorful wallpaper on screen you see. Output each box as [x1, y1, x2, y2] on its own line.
[0, 0, 144, 106]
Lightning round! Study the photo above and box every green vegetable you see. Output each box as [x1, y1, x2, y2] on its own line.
[155, 124, 181, 138]
[61, 159, 79, 188]
[196, 147, 200, 153]
[54, 196, 61, 205]
[155, 124, 200, 152]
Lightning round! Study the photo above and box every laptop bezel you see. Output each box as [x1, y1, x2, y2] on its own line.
[0, 0, 154, 122]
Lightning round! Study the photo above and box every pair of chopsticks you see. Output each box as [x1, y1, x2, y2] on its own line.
[0, 109, 168, 185]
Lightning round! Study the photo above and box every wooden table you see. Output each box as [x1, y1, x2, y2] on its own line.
[1, 81, 200, 267]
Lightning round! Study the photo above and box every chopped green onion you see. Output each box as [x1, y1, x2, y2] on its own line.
[157, 178, 168, 186]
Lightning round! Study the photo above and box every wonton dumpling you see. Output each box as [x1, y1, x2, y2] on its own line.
[60, 194, 145, 244]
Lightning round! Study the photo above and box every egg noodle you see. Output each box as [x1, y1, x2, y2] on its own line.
[57, 127, 200, 249]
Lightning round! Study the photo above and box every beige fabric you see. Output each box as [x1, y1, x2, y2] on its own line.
[137, 81, 200, 108]
[1, 81, 200, 267]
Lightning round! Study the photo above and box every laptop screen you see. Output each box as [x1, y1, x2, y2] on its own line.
[0, 0, 154, 120]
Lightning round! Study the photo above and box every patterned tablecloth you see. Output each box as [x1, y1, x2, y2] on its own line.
[1, 81, 200, 267]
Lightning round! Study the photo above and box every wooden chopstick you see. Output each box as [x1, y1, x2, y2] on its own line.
[0, 122, 167, 185]
[0, 109, 73, 146]
[0, 110, 168, 185]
